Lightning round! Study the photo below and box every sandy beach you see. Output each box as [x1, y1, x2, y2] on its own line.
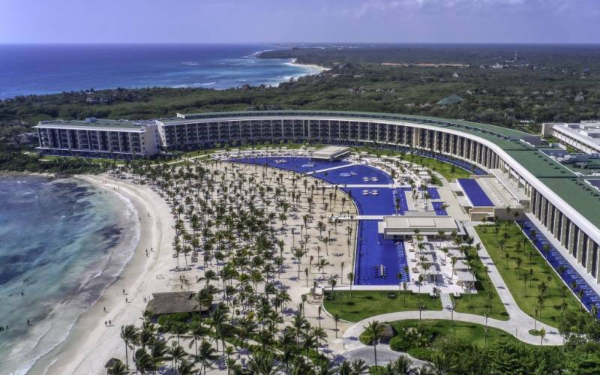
[28, 174, 176, 375]
[28, 159, 357, 374]
[289, 59, 330, 74]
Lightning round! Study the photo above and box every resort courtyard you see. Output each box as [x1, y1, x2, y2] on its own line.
[85, 145, 599, 374]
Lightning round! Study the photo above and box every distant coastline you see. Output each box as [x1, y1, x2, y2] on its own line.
[0, 44, 327, 99]
[286, 58, 329, 75]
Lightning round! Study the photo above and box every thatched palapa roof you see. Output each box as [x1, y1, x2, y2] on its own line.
[145, 292, 210, 316]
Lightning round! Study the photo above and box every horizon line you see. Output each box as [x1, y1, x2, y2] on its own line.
[1, 42, 600, 46]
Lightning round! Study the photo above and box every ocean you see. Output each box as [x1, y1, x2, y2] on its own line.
[0, 176, 140, 375]
[0, 44, 323, 98]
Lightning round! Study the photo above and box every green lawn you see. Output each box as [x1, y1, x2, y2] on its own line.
[401, 154, 471, 182]
[323, 291, 442, 322]
[451, 246, 509, 321]
[39, 155, 125, 165]
[476, 222, 582, 327]
[351, 147, 471, 182]
[392, 319, 530, 352]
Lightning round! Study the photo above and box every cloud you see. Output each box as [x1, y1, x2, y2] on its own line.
[325, 0, 548, 19]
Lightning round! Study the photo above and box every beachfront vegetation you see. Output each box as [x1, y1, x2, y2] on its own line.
[476, 221, 582, 327]
[0, 144, 107, 174]
[323, 291, 442, 322]
[364, 314, 600, 374]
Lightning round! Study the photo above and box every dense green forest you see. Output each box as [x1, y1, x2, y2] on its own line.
[2, 45, 600, 140]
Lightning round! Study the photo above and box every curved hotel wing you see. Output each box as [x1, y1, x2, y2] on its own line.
[38, 110, 600, 283]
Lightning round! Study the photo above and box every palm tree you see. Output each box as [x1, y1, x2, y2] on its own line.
[197, 340, 219, 375]
[120, 324, 138, 370]
[293, 248, 306, 278]
[363, 320, 384, 367]
[178, 359, 197, 375]
[247, 350, 280, 375]
[134, 348, 155, 374]
[107, 359, 128, 375]
[169, 343, 187, 370]
[347, 271, 354, 298]
[317, 259, 331, 279]
[333, 313, 341, 338]
[195, 287, 213, 322]
[334, 360, 353, 375]
[351, 359, 369, 375]
[390, 355, 413, 374]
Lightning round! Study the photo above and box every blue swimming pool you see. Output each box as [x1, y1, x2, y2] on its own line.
[312, 164, 393, 185]
[229, 157, 417, 286]
[520, 219, 600, 317]
[427, 187, 441, 200]
[432, 201, 448, 216]
[342, 188, 397, 216]
[458, 179, 494, 207]
[229, 156, 349, 174]
[354, 221, 410, 285]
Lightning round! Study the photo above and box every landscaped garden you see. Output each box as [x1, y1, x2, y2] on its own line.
[323, 290, 442, 322]
[451, 245, 509, 321]
[476, 221, 582, 327]
[352, 147, 472, 182]
[388, 319, 527, 354]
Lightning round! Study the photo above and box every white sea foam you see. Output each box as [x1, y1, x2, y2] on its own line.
[5, 181, 141, 375]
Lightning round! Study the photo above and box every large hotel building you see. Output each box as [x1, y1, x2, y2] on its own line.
[36, 118, 159, 158]
[36, 111, 600, 287]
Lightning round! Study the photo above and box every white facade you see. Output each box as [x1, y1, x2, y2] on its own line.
[35, 120, 159, 158]
[546, 122, 600, 155]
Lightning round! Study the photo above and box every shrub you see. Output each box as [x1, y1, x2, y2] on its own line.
[157, 312, 192, 326]
[408, 347, 435, 362]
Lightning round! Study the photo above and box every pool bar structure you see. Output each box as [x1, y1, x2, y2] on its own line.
[38, 110, 600, 289]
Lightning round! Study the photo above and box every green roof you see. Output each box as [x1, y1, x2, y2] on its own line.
[167, 110, 600, 229]
[166, 110, 527, 139]
[37, 119, 145, 130]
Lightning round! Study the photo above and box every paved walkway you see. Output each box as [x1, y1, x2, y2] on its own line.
[336, 223, 564, 360]
[440, 293, 453, 310]
[309, 163, 357, 175]
[342, 307, 560, 352]
[338, 184, 396, 188]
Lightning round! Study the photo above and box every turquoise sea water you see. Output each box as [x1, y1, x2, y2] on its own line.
[0, 176, 140, 375]
[0, 44, 322, 98]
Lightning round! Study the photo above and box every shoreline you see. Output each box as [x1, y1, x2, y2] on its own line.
[289, 59, 330, 73]
[27, 174, 176, 375]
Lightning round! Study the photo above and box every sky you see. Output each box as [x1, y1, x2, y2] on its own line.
[1, 0, 599, 44]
